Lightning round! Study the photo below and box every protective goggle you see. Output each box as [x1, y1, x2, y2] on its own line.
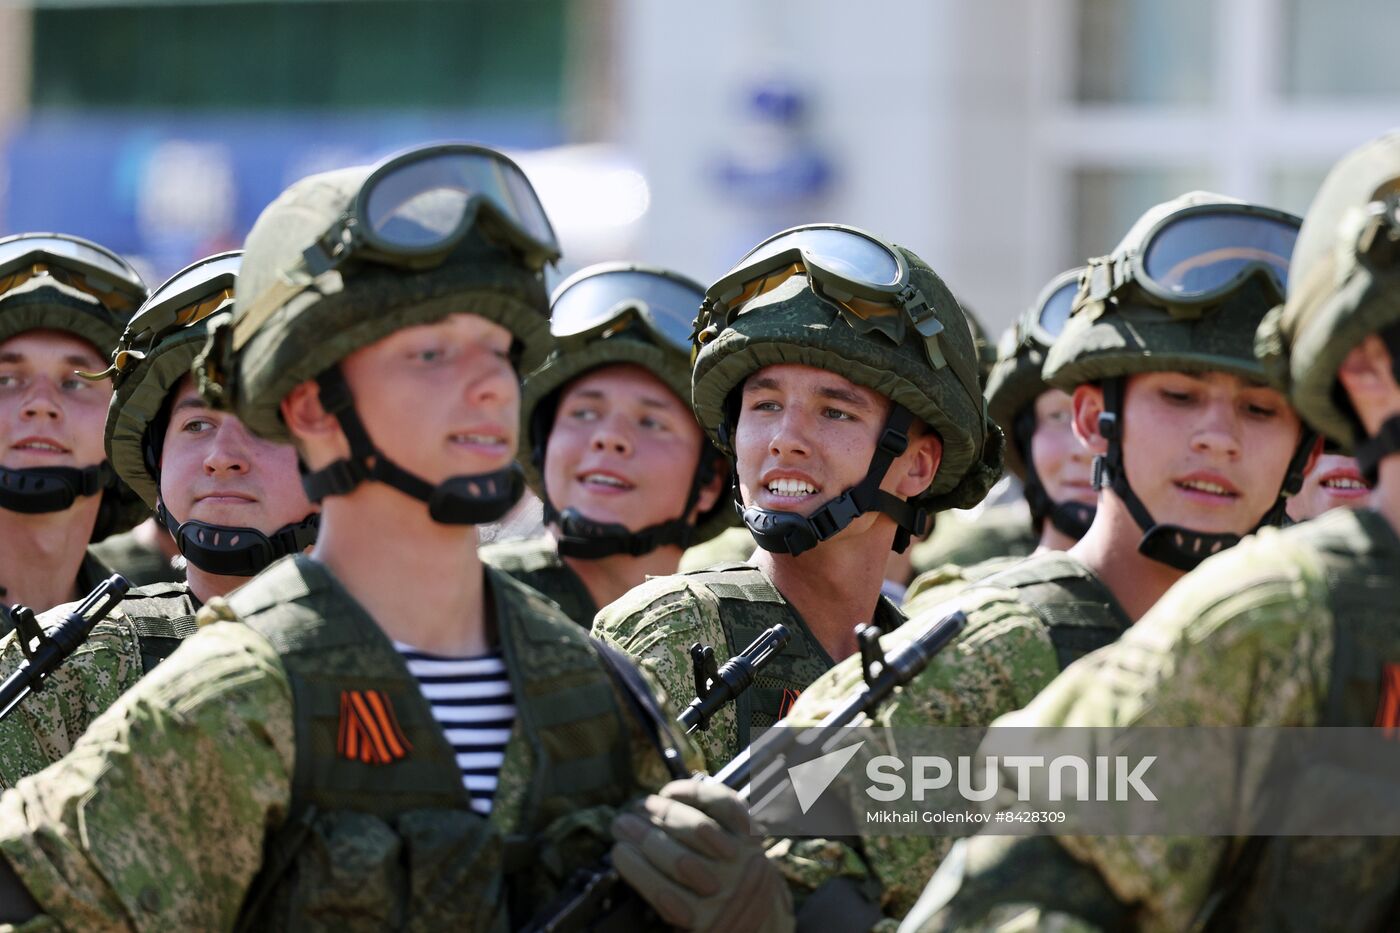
[693, 224, 946, 364]
[1087, 204, 1301, 311]
[1015, 267, 1083, 350]
[549, 263, 703, 356]
[234, 142, 560, 352]
[0, 233, 146, 314]
[98, 252, 241, 383]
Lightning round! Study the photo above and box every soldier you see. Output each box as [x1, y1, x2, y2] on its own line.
[0, 252, 321, 785]
[593, 223, 1002, 771]
[1286, 438, 1369, 521]
[0, 234, 149, 615]
[904, 269, 1097, 610]
[905, 130, 1400, 933]
[771, 192, 1317, 922]
[0, 145, 792, 930]
[481, 263, 731, 625]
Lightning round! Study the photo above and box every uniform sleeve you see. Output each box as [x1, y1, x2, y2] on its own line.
[0, 608, 148, 789]
[0, 621, 296, 930]
[771, 590, 1062, 920]
[957, 536, 1336, 933]
[592, 579, 735, 772]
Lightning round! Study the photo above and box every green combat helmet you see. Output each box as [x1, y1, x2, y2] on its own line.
[958, 302, 998, 388]
[104, 252, 318, 576]
[1257, 131, 1400, 484]
[985, 267, 1095, 540]
[521, 263, 736, 558]
[691, 223, 1003, 556]
[1044, 192, 1315, 570]
[0, 233, 149, 540]
[198, 143, 557, 525]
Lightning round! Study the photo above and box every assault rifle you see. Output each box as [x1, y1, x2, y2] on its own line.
[523, 609, 968, 933]
[0, 574, 130, 722]
[678, 623, 792, 733]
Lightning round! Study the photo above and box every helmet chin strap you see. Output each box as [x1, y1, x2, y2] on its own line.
[0, 463, 112, 514]
[732, 404, 930, 558]
[1092, 377, 1313, 572]
[542, 447, 712, 559]
[300, 366, 524, 525]
[158, 502, 320, 577]
[1014, 408, 1096, 541]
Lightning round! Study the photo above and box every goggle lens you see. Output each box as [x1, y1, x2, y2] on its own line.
[1142, 212, 1299, 299]
[736, 227, 901, 286]
[551, 269, 702, 351]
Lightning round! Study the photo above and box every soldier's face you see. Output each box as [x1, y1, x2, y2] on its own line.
[1285, 452, 1370, 522]
[544, 364, 710, 535]
[1029, 389, 1096, 508]
[336, 313, 519, 486]
[1082, 371, 1303, 535]
[0, 330, 110, 471]
[734, 364, 937, 523]
[159, 377, 315, 533]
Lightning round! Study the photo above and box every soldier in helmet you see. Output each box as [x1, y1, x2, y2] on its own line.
[481, 263, 732, 626]
[0, 234, 149, 616]
[592, 223, 1002, 774]
[771, 192, 1316, 923]
[905, 131, 1400, 933]
[0, 252, 322, 785]
[0, 145, 793, 931]
[904, 269, 1098, 610]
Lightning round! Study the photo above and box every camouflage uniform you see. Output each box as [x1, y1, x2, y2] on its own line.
[905, 508, 1035, 591]
[0, 552, 114, 636]
[595, 236, 1001, 774]
[0, 156, 698, 928]
[776, 192, 1311, 925]
[0, 559, 687, 929]
[0, 579, 196, 786]
[479, 534, 598, 626]
[595, 561, 907, 770]
[907, 132, 1400, 933]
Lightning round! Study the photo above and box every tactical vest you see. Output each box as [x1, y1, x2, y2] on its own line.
[480, 535, 598, 628]
[1203, 509, 1400, 932]
[975, 552, 1131, 671]
[113, 580, 199, 673]
[683, 562, 904, 746]
[231, 555, 644, 931]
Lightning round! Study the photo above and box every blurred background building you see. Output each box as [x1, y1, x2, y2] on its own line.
[0, 0, 1396, 335]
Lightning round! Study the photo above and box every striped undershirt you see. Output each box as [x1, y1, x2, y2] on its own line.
[393, 642, 516, 816]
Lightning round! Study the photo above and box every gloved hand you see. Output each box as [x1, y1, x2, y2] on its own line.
[611, 778, 795, 933]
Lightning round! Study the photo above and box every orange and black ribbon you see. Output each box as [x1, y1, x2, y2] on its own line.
[1376, 664, 1400, 737]
[338, 689, 413, 764]
[778, 688, 802, 720]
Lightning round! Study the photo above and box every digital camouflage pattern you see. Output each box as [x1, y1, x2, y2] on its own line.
[592, 563, 903, 771]
[902, 553, 1025, 614]
[770, 551, 1132, 921]
[907, 503, 1036, 580]
[916, 506, 1400, 933]
[0, 558, 691, 929]
[479, 535, 598, 627]
[0, 581, 196, 786]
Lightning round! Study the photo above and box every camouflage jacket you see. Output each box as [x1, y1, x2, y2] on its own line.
[917, 506, 1400, 933]
[771, 551, 1131, 922]
[479, 535, 598, 627]
[0, 556, 690, 930]
[0, 580, 197, 787]
[902, 554, 1026, 614]
[907, 503, 1036, 580]
[592, 562, 905, 772]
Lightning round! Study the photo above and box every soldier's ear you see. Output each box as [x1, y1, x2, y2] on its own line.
[1070, 384, 1109, 453]
[281, 379, 349, 466]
